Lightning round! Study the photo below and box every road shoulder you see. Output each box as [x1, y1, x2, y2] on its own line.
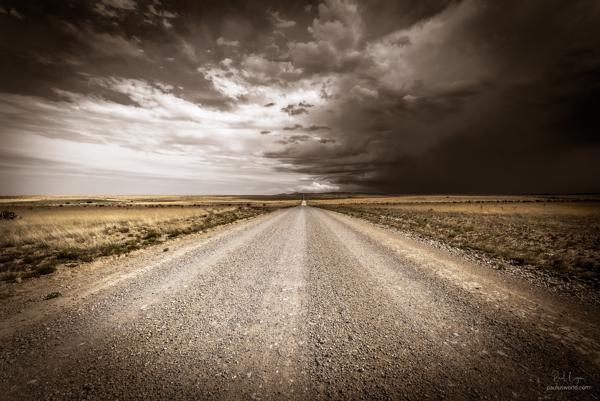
[0, 211, 277, 337]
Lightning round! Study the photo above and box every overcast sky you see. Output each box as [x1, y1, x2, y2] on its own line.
[0, 0, 599, 195]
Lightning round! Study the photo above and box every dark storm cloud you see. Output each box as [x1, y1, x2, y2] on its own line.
[0, 0, 222, 106]
[0, 0, 311, 105]
[264, 0, 600, 194]
[283, 124, 331, 132]
[281, 103, 312, 116]
[276, 134, 311, 145]
[283, 124, 303, 131]
[0, 5, 23, 19]
[1, 0, 599, 194]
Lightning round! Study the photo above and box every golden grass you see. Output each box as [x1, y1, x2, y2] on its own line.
[363, 201, 600, 216]
[0, 195, 299, 206]
[0, 202, 277, 281]
[311, 194, 600, 206]
[1, 206, 229, 249]
[317, 197, 600, 283]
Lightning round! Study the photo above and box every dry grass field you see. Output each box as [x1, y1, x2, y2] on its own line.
[0, 196, 295, 282]
[313, 195, 600, 285]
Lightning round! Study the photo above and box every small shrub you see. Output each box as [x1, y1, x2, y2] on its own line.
[0, 271, 18, 282]
[79, 254, 94, 263]
[1, 210, 17, 220]
[143, 231, 159, 240]
[37, 265, 56, 275]
[125, 241, 140, 252]
[512, 257, 526, 265]
[56, 249, 80, 260]
[98, 243, 127, 256]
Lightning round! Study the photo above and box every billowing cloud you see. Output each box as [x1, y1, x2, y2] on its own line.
[60, 22, 145, 59]
[271, 11, 296, 28]
[283, 124, 331, 132]
[94, 0, 137, 18]
[295, 180, 340, 193]
[216, 37, 240, 47]
[0, 0, 598, 194]
[264, 0, 600, 194]
[277, 134, 311, 145]
[289, 0, 364, 74]
[147, 3, 177, 19]
[0, 6, 24, 19]
[0, 77, 308, 194]
[281, 102, 313, 116]
[241, 54, 303, 84]
[101, 0, 137, 9]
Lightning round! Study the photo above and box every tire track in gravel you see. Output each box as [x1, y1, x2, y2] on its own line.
[0, 206, 598, 401]
[303, 207, 599, 400]
[1, 208, 305, 401]
[322, 208, 600, 359]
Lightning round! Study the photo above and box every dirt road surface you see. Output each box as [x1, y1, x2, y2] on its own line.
[1, 206, 598, 400]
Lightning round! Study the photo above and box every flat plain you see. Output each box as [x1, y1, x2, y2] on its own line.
[0, 196, 295, 282]
[314, 195, 600, 290]
[0, 196, 598, 400]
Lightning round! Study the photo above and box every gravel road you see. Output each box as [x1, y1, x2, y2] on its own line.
[1, 206, 598, 400]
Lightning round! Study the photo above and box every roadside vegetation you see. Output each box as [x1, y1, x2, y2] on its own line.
[0, 196, 293, 282]
[315, 196, 600, 285]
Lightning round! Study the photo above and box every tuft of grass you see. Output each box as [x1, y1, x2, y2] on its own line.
[56, 248, 80, 260]
[0, 272, 18, 282]
[44, 291, 61, 300]
[142, 230, 159, 240]
[37, 264, 57, 275]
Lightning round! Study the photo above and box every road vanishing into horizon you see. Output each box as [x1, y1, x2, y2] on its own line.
[1, 206, 599, 400]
